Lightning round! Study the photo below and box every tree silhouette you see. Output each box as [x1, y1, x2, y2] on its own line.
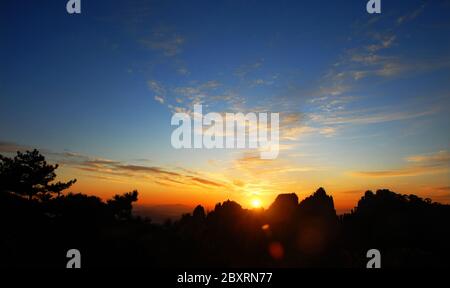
[1, 149, 449, 268]
[193, 205, 206, 219]
[107, 190, 139, 220]
[0, 149, 76, 200]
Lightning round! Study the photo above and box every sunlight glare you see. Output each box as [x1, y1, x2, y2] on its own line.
[251, 198, 262, 208]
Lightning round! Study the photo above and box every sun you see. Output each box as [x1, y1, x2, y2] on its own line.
[251, 198, 262, 208]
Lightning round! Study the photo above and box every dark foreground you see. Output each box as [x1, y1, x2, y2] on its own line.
[1, 150, 449, 268]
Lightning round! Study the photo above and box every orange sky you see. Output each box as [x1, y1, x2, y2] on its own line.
[58, 149, 450, 214]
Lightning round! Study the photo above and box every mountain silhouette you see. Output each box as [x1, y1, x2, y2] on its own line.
[1, 150, 449, 268]
[267, 193, 298, 223]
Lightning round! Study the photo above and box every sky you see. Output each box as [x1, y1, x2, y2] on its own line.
[1, 0, 449, 213]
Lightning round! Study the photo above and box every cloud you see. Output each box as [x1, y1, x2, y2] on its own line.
[148, 80, 168, 104]
[83, 159, 121, 166]
[234, 60, 263, 78]
[0, 141, 73, 159]
[311, 106, 439, 126]
[150, 79, 247, 116]
[366, 35, 396, 52]
[278, 113, 327, 141]
[0, 141, 31, 153]
[85, 174, 128, 183]
[73, 158, 183, 178]
[62, 152, 230, 190]
[249, 75, 277, 87]
[148, 80, 166, 95]
[351, 150, 449, 178]
[0, 149, 137, 180]
[319, 127, 337, 137]
[281, 126, 316, 141]
[115, 164, 181, 176]
[351, 167, 441, 177]
[176, 67, 190, 75]
[350, 53, 389, 65]
[189, 176, 225, 187]
[375, 61, 404, 77]
[2, 145, 184, 182]
[322, 6, 435, 90]
[326, 82, 352, 95]
[348, 50, 406, 78]
[253, 79, 265, 86]
[59, 151, 87, 158]
[157, 176, 186, 185]
[397, 4, 426, 25]
[348, 52, 450, 79]
[406, 150, 450, 164]
[140, 29, 185, 56]
[200, 80, 221, 90]
[233, 152, 322, 178]
[154, 95, 165, 104]
[233, 179, 245, 187]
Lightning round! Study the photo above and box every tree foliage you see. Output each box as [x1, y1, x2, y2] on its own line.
[0, 149, 76, 200]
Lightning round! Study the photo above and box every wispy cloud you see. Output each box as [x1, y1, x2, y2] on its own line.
[234, 60, 264, 78]
[1, 140, 231, 191]
[233, 152, 323, 177]
[303, 19, 446, 138]
[406, 150, 450, 164]
[148, 80, 166, 95]
[176, 67, 190, 76]
[0, 141, 85, 161]
[0, 141, 32, 153]
[154, 95, 165, 104]
[397, 4, 426, 25]
[249, 74, 278, 87]
[366, 34, 396, 52]
[148, 80, 167, 104]
[351, 150, 450, 178]
[147, 78, 248, 115]
[140, 28, 185, 56]
[351, 166, 445, 178]
[115, 164, 181, 176]
[189, 176, 225, 187]
[72, 156, 229, 189]
[311, 106, 439, 126]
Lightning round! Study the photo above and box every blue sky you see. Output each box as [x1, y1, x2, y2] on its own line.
[1, 0, 449, 210]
